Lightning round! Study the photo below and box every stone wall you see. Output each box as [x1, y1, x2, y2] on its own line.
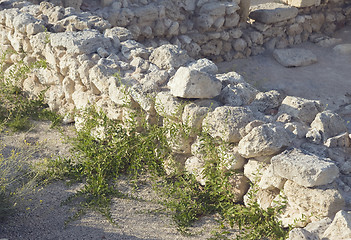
[1, 0, 351, 238]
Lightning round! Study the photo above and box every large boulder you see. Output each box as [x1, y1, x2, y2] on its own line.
[203, 106, 254, 143]
[238, 123, 291, 158]
[271, 148, 339, 187]
[168, 67, 222, 99]
[219, 82, 258, 106]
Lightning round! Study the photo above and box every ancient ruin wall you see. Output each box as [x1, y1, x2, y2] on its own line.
[1, 0, 351, 238]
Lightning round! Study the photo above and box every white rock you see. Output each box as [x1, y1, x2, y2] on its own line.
[281, 180, 345, 225]
[185, 156, 206, 185]
[278, 96, 323, 124]
[238, 123, 291, 158]
[311, 110, 348, 142]
[322, 210, 351, 239]
[168, 67, 222, 99]
[250, 90, 283, 113]
[324, 132, 350, 148]
[273, 48, 317, 67]
[149, 44, 191, 70]
[203, 106, 254, 143]
[258, 164, 286, 190]
[218, 145, 247, 171]
[243, 159, 265, 183]
[186, 58, 218, 74]
[50, 29, 112, 55]
[304, 217, 332, 239]
[155, 91, 184, 120]
[271, 148, 339, 187]
[287, 228, 318, 240]
[216, 72, 246, 86]
[219, 82, 258, 106]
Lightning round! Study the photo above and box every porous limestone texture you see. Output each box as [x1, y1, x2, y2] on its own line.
[273, 48, 318, 67]
[1, 0, 351, 237]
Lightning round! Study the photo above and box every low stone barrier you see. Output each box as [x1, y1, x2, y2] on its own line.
[1, 0, 351, 238]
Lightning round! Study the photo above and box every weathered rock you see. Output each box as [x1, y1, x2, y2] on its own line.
[219, 82, 258, 106]
[149, 44, 191, 70]
[249, 3, 298, 24]
[281, 180, 345, 225]
[250, 90, 284, 113]
[203, 106, 254, 143]
[238, 123, 291, 158]
[322, 210, 351, 239]
[244, 159, 266, 183]
[324, 132, 350, 148]
[310, 110, 348, 142]
[155, 91, 184, 120]
[218, 145, 247, 171]
[182, 102, 212, 132]
[278, 96, 323, 124]
[273, 48, 317, 67]
[228, 173, 250, 202]
[284, 0, 321, 7]
[186, 58, 218, 74]
[50, 29, 112, 55]
[168, 67, 222, 99]
[286, 228, 318, 240]
[120, 40, 148, 60]
[304, 217, 332, 239]
[271, 148, 339, 187]
[185, 156, 206, 185]
[258, 164, 286, 190]
[216, 72, 246, 86]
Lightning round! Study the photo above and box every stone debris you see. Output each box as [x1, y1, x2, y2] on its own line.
[1, 0, 351, 237]
[273, 48, 318, 67]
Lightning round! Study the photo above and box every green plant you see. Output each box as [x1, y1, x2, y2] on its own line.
[0, 52, 61, 131]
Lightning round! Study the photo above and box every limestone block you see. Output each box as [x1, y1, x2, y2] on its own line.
[311, 110, 348, 142]
[273, 48, 318, 67]
[286, 228, 318, 240]
[219, 82, 258, 106]
[182, 103, 210, 132]
[134, 5, 159, 23]
[304, 217, 332, 239]
[89, 64, 116, 94]
[168, 67, 222, 99]
[149, 44, 191, 70]
[104, 27, 132, 44]
[129, 84, 155, 114]
[324, 132, 350, 148]
[233, 38, 247, 52]
[155, 91, 184, 120]
[244, 186, 278, 210]
[216, 72, 245, 86]
[13, 13, 44, 35]
[322, 210, 351, 239]
[50, 29, 112, 55]
[186, 58, 218, 74]
[203, 106, 254, 143]
[278, 96, 323, 124]
[218, 145, 247, 171]
[165, 120, 194, 154]
[238, 123, 291, 158]
[249, 3, 298, 24]
[250, 90, 284, 113]
[282, 180, 345, 223]
[191, 136, 207, 159]
[34, 68, 62, 86]
[120, 40, 147, 60]
[271, 148, 339, 187]
[199, 2, 227, 16]
[286, 0, 321, 7]
[228, 173, 250, 202]
[243, 159, 265, 183]
[185, 156, 206, 185]
[258, 164, 286, 190]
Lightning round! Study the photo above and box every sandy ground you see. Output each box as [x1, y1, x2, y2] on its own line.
[0, 122, 230, 240]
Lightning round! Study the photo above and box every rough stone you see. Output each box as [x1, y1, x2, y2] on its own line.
[273, 48, 317, 67]
[249, 3, 298, 24]
[284, 0, 321, 7]
[186, 58, 218, 74]
[322, 210, 351, 240]
[185, 156, 206, 185]
[271, 148, 339, 187]
[219, 82, 258, 106]
[149, 44, 191, 70]
[168, 67, 222, 99]
[286, 228, 318, 240]
[238, 123, 291, 158]
[155, 91, 184, 120]
[203, 106, 254, 143]
[333, 44, 351, 55]
[310, 110, 348, 142]
[278, 96, 323, 124]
